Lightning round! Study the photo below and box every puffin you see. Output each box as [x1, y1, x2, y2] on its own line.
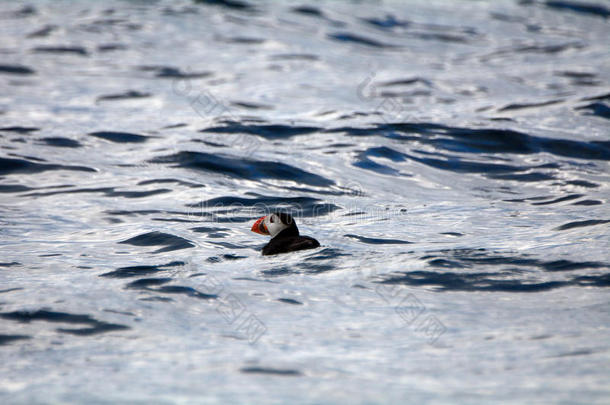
[250, 212, 320, 255]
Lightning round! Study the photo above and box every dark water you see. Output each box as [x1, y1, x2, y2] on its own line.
[1, 0, 609, 403]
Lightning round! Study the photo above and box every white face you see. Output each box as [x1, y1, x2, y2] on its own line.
[264, 213, 290, 238]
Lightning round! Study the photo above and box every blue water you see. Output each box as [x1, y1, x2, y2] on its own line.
[1, 0, 609, 403]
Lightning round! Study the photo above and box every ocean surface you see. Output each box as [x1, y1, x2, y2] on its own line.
[1, 0, 609, 403]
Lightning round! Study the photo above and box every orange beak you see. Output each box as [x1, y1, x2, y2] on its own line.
[251, 216, 269, 235]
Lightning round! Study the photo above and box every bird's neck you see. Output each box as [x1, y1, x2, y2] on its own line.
[273, 224, 299, 239]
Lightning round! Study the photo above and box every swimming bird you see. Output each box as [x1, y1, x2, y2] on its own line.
[250, 212, 320, 255]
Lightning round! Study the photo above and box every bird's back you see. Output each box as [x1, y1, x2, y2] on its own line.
[262, 235, 320, 256]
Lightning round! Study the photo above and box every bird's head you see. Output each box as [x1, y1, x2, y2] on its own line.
[251, 212, 298, 238]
